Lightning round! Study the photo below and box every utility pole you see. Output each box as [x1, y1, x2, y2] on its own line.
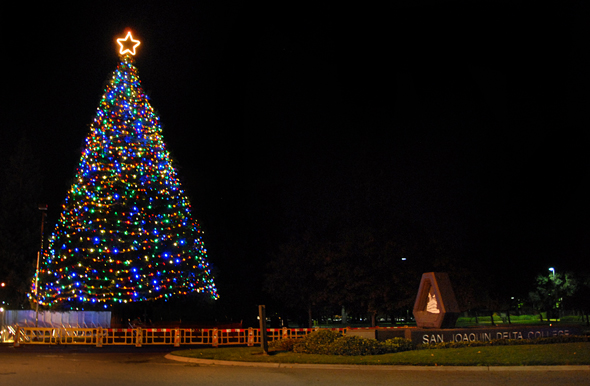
[258, 305, 268, 355]
[35, 204, 47, 327]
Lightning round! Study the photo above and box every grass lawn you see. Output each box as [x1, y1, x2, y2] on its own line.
[172, 342, 590, 366]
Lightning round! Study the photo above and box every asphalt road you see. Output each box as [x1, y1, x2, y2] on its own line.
[0, 345, 588, 386]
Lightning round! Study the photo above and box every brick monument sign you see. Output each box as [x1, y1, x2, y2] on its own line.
[413, 272, 460, 328]
[375, 272, 583, 346]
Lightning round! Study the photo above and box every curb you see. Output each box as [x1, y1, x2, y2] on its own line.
[164, 354, 590, 371]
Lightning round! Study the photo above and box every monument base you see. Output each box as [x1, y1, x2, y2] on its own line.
[375, 325, 583, 347]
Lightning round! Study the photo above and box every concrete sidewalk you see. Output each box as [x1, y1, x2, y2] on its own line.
[165, 353, 590, 371]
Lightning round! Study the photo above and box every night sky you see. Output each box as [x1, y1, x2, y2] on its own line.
[3, 2, 588, 312]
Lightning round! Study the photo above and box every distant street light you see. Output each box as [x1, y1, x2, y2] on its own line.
[549, 267, 555, 278]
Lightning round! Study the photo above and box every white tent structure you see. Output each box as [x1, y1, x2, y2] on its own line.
[1, 310, 111, 328]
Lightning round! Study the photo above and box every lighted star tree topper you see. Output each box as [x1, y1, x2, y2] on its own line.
[33, 31, 218, 310]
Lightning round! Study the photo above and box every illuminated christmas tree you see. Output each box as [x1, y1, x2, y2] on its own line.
[34, 31, 218, 310]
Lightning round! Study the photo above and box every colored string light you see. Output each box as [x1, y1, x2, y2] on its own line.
[32, 51, 218, 310]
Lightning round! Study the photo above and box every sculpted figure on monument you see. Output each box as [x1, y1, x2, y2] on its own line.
[426, 291, 440, 314]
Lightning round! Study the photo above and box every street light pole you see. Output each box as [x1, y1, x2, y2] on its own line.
[35, 204, 47, 327]
[548, 267, 557, 322]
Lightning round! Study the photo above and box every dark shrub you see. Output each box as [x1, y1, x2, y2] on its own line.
[269, 338, 298, 351]
[328, 335, 383, 356]
[381, 337, 413, 353]
[293, 329, 342, 354]
[288, 330, 413, 356]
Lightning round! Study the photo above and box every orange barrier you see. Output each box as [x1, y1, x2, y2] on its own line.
[12, 325, 97, 346]
[215, 328, 249, 346]
[104, 328, 137, 345]
[13, 325, 59, 346]
[177, 328, 214, 346]
[57, 327, 101, 345]
[7, 325, 343, 348]
[267, 327, 334, 340]
[141, 328, 177, 346]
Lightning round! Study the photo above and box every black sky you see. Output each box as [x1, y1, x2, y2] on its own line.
[3, 1, 588, 309]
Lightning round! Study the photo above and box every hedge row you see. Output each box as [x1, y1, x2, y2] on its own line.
[268, 330, 590, 356]
[269, 330, 412, 356]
